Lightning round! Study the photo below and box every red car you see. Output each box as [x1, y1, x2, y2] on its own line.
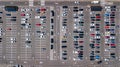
[95, 44, 99, 46]
[105, 26, 110, 29]
[96, 16, 101, 18]
[79, 41, 84, 43]
[36, 23, 41, 26]
[91, 34, 95, 36]
[111, 44, 115, 46]
[105, 36, 110, 38]
[21, 13, 25, 16]
[40, 8, 46, 11]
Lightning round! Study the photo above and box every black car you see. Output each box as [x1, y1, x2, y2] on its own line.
[62, 24, 67, 26]
[25, 41, 31, 43]
[95, 51, 100, 53]
[90, 51, 94, 55]
[62, 45, 67, 48]
[62, 53, 67, 55]
[73, 10, 78, 12]
[90, 56, 95, 61]
[79, 9, 83, 11]
[96, 19, 101, 21]
[79, 14, 84, 16]
[51, 31, 54, 35]
[63, 6, 68, 8]
[79, 34, 84, 38]
[51, 10, 54, 16]
[51, 38, 54, 43]
[96, 14, 100, 16]
[90, 44, 95, 48]
[74, 36, 79, 38]
[79, 46, 84, 50]
[51, 19, 54, 23]
[51, 45, 53, 49]
[11, 19, 16, 21]
[62, 57, 67, 60]
[73, 7, 78, 9]
[97, 60, 102, 64]
[62, 40, 67, 43]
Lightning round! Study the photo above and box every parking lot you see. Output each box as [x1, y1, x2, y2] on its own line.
[0, 1, 120, 67]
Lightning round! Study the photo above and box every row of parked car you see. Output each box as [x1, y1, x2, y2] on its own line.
[0, 11, 3, 37]
[35, 7, 48, 57]
[73, 6, 84, 60]
[61, 6, 69, 60]
[0, 11, 3, 46]
[21, 7, 32, 48]
[104, 6, 116, 61]
[50, 8, 55, 50]
[35, 7, 47, 39]
[89, 11, 101, 62]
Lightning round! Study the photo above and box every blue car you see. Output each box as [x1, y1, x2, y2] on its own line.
[111, 39, 115, 43]
[95, 55, 100, 59]
[104, 13, 109, 16]
[6, 14, 11, 16]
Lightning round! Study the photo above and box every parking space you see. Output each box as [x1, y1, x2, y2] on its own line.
[34, 6, 49, 61]
[0, 1, 120, 67]
[0, 7, 4, 61]
[72, 6, 86, 61]
[19, 7, 33, 62]
[59, 6, 69, 61]
[103, 6, 117, 65]
[4, 6, 19, 62]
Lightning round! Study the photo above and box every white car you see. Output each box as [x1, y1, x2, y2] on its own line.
[21, 8, 25, 12]
[41, 26, 46, 29]
[95, 31, 100, 34]
[25, 38, 30, 41]
[40, 35, 44, 38]
[105, 32, 110, 36]
[95, 36, 100, 39]
[105, 49, 110, 51]
[90, 23, 95, 26]
[21, 20, 26, 24]
[104, 18, 109, 22]
[21, 18, 26, 21]
[10, 37, 16, 41]
[21, 8, 30, 12]
[105, 39, 109, 44]
[25, 44, 31, 48]
[91, 1, 99, 4]
[104, 58, 109, 61]
[105, 6, 110, 9]
[73, 13, 77, 17]
[25, 23, 31, 28]
[74, 19, 78, 22]
[25, 16, 30, 18]
[0, 30, 2, 36]
[74, 26, 77, 29]
[110, 36, 115, 39]
[78, 11, 83, 14]
[25, 33, 30, 36]
[10, 37, 16, 43]
[62, 26, 67, 29]
[90, 28, 94, 31]
[35, 16, 40, 19]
